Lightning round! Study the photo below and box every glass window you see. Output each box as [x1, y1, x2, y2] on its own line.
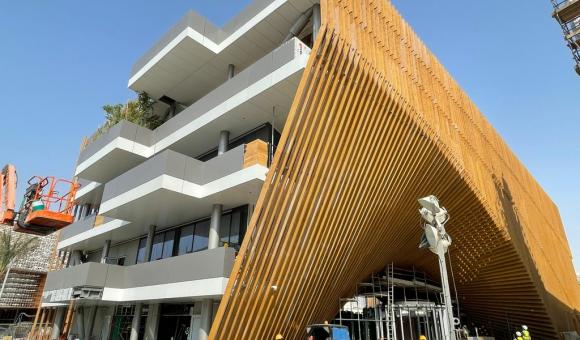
[192, 219, 210, 252]
[150, 233, 164, 261]
[136, 238, 147, 263]
[230, 210, 241, 245]
[162, 230, 175, 259]
[177, 224, 194, 255]
[219, 214, 231, 244]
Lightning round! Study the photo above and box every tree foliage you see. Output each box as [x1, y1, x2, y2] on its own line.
[0, 229, 39, 277]
[90, 92, 162, 142]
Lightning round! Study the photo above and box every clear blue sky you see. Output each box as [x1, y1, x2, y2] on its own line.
[0, 1, 578, 271]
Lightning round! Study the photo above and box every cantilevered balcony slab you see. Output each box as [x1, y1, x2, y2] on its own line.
[129, 0, 318, 104]
[42, 247, 235, 305]
[76, 38, 307, 184]
[57, 214, 129, 252]
[75, 121, 153, 183]
[153, 37, 309, 157]
[75, 178, 103, 206]
[99, 144, 267, 228]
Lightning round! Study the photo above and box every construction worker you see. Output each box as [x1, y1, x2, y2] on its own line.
[516, 331, 523, 340]
[522, 325, 531, 340]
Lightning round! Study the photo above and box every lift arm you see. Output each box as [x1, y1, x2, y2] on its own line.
[0, 164, 17, 224]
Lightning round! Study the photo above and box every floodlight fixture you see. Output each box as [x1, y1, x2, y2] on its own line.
[417, 195, 457, 340]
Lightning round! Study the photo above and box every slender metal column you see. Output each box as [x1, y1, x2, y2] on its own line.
[100, 239, 111, 263]
[198, 299, 213, 340]
[208, 204, 223, 249]
[218, 131, 229, 156]
[129, 303, 142, 340]
[144, 225, 156, 262]
[312, 3, 321, 41]
[227, 64, 235, 79]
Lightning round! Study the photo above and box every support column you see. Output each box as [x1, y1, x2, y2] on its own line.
[218, 131, 229, 156]
[312, 3, 321, 41]
[75, 306, 85, 339]
[144, 225, 156, 262]
[208, 204, 223, 250]
[101, 240, 111, 263]
[144, 303, 160, 340]
[227, 64, 235, 80]
[70, 250, 82, 266]
[50, 307, 65, 340]
[100, 305, 115, 340]
[198, 300, 213, 340]
[129, 303, 142, 340]
[85, 305, 97, 340]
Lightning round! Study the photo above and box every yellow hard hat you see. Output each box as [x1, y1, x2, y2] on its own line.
[275, 334, 284, 340]
[419, 336, 427, 340]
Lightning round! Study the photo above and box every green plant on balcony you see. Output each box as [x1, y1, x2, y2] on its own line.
[87, 92, 162, 144]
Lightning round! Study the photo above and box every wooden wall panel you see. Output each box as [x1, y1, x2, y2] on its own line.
[210, 1, 580, 339]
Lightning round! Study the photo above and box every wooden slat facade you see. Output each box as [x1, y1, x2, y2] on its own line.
[210, 1, 580, 339]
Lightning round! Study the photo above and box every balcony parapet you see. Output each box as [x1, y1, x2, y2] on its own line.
[42, 247, 235, 304]
[76, 37, 308, 185]
[98, 142, 268, 228]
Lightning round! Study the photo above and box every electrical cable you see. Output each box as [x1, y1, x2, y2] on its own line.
[447, 248, 461, 322]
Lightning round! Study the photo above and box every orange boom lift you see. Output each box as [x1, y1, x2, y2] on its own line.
[0, 164, 79, 235]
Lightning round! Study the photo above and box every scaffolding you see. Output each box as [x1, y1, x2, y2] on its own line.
[551, 0, 580, 74]
[336, 265, 454, 340]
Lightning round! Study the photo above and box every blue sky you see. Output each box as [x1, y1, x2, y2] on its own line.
[0, 1, 578, 270]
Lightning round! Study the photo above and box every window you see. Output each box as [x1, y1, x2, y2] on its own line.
[219, 214, 232, 244]
[162, 230, 175, 259]
[178, 225, 194, 255]
[136, 238, 147, 263]
[218, 207, 246, 248]
[192, 220, 210, 252]
[134, 206, 248, 263]
[150, 233, 164, 261]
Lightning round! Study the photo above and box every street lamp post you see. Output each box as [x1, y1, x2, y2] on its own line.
[418, 195, 457, 340]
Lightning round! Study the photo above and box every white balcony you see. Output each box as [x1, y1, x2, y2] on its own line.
[99, 141, 268, 229]
[75, 38, 308, 185]
[129, 0, 318, 104]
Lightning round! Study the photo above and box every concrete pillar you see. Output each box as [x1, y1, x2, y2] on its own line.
[100, 306, 115, 340]
[50, 307, 65, 340]
[129, 303, 142, 340]
[227, 64, 235, 79]
[144, 225, 156, 262]
[101, 240, 111, 263]
[86, 305, 97, 339]
[208, 204, 223, 250]
[218, 131, 229, 156]
[75, 306, 85, 339]
[198, 300, 213, 340]
[312, 4, 321, 41]
[144, 303, 160, 340]
[70, 250, 82, 266]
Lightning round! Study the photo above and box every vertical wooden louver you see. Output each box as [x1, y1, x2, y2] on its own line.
[210, 1, 580, 339]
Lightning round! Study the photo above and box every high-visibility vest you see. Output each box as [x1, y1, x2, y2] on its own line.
[517, 336, 523, 340]
[523, 330, 531, 340]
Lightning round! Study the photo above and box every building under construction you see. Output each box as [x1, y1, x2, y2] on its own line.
[32, 0, 580, 339]
[552, 0, 580, 74]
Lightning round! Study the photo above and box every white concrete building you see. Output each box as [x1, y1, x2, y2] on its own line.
[39, 1, 319, 339]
